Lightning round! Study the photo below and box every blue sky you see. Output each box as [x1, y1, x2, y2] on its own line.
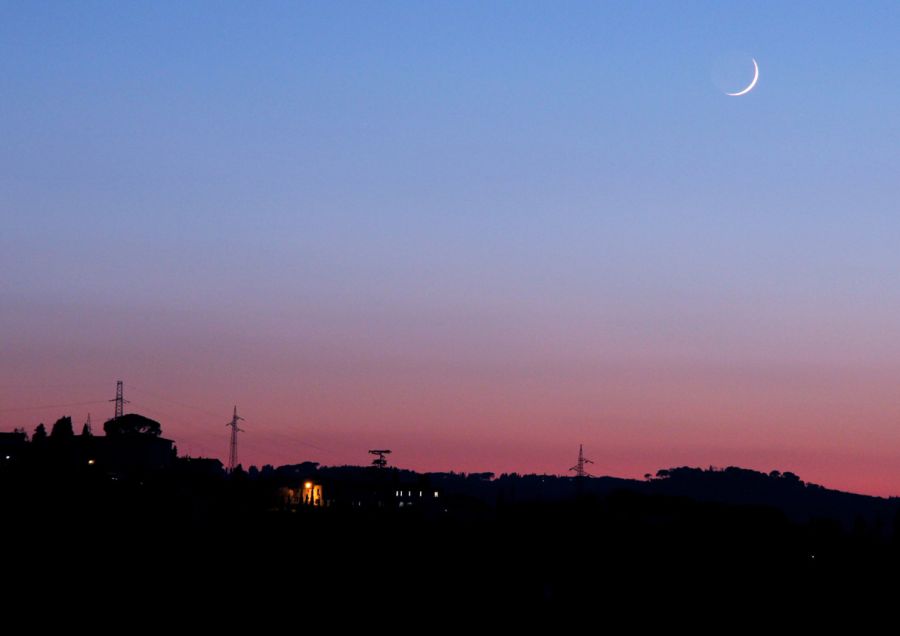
[3, 2, 900, 493]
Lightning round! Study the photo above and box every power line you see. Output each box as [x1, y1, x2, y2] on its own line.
[126, 400, 217, 433]
[126, 383, 223, 419]
[0, 383, 104, 390]
[126, 384, 336, 454]
[130, 388, 337, 455]
[129, 397, 332, 462]
[0, 400, 109, 414]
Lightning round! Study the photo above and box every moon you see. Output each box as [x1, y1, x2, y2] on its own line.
[726, 58, 759, 96]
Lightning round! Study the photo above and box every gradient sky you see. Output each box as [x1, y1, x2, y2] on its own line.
[3, 2, 900, 495]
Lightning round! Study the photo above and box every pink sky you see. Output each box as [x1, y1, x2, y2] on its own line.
[5, 2, 900, 499]
[4, 293, 900, 498]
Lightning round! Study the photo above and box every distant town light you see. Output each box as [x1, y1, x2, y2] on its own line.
[87, 459, 96, 465]
[434, 491, 439, 498]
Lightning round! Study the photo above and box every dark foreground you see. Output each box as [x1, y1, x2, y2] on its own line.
[4, 470, 900, 618]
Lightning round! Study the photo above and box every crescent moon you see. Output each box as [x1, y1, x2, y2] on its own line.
[726, 58, 759, 96]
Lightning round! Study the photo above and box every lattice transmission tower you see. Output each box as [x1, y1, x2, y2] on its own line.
[226, 405, 245, 472]
[569, 444, 593, 478]
[109, 380, 128, 420]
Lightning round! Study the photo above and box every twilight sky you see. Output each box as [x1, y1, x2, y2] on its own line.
[3, 2, 900, 495]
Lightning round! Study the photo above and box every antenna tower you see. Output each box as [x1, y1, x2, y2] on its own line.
[368, 449, 392, 469]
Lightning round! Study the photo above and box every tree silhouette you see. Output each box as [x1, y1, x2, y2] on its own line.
[50, 416, 74, 439]
[32, 423, 48, 443]
[103, 413, 162, 437]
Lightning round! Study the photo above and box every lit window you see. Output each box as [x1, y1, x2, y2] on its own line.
[434, 491, 439, 498]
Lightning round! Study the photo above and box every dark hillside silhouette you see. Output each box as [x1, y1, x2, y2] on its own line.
[3, 414, 900, 611]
